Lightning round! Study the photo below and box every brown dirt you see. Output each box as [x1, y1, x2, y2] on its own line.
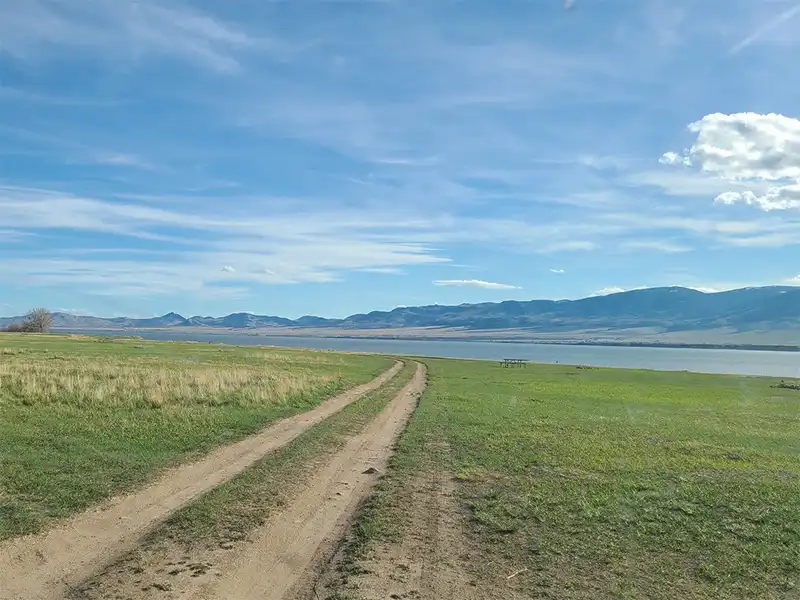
[0, 361, 401, 600]
[311, 443, 531, 600]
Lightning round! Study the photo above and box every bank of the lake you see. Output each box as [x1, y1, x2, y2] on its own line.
[62, 330, 800, 378]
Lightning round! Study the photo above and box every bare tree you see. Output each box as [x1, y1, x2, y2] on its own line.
[22, 308, 54, 333]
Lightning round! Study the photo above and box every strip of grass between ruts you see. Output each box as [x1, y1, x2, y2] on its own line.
[338, 358, 799, 600]
[0, 334, 391, 540]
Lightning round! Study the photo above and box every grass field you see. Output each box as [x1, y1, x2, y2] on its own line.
[348, 359, 799, 599]
[0, 334, 391, 540]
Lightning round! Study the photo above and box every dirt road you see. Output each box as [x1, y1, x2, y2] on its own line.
[74, 361, 426, 600]
[0, 361, 401, 600]
[119, 361, 424, 600]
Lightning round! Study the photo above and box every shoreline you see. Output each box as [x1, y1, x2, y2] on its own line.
[52, 328, 800, 353]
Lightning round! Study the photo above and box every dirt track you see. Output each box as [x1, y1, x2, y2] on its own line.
[68, 362, 426, 600]
[123, 362, 425, 600]
[0, 361, 401, 600]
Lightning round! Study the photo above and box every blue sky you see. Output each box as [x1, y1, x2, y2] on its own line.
[2, 0, 800, 318]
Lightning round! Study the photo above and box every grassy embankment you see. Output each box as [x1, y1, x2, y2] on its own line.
[0, 334, 391, 540]
[346, 359, 799, 599]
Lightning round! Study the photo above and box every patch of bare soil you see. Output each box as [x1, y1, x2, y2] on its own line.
[0, 361, 401, 600]
[311, 446, 531, 600]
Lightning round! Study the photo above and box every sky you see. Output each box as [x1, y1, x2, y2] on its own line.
[2, 0, 800, 319]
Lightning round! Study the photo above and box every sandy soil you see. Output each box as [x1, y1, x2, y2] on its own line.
[0, 361, 401, 600]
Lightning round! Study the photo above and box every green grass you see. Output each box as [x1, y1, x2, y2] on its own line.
[0, 334, 391, 540]
[354, 359, 800, 599]
[145, 361, 416, 548]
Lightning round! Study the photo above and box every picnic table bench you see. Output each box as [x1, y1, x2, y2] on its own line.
[500, 358, 528, 368]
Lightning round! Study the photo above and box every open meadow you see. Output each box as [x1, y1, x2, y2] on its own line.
[329, 358, 800, 600]
[2, 333, 798, 600]
[0, 334, 391, 540]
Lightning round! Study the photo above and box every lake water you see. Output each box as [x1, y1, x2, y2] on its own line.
[67, 330, 800, 378]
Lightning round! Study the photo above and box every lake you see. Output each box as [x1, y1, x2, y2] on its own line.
[65, 330, 800, 378]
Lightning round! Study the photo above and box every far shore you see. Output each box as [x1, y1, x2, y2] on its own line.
[52, 326, 800, 353]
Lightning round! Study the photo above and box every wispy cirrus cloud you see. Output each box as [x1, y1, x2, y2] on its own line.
[433, 279, 520, 290]
[619, 240, 692, 253]
[93, 152, 158, 170]
[6, 182, 800, 304]
[0, 185, 451, 294]
[0, 125, 159, 172]
[540, 240, 599, 253]
[728, 1, 800, 55]
[0, 0, 275, 73]
[1, 0, 798, 317]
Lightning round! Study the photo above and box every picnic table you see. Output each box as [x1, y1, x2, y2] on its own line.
[500, 358, 527, 368]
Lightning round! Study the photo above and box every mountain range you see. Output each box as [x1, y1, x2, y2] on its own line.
[2, 286, 800, 334]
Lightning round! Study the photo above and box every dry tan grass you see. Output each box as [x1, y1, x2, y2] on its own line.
[0, 356, 338, 408]
[0, 348, 26, 355]
[206, 347, 351, 366]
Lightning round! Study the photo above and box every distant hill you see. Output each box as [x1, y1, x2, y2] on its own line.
[329, 286, 800, 332]
[2, 286, 799, 334]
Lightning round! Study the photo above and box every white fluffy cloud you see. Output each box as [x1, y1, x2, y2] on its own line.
[661, 112, 800, 211]
[715, 186, 800, 211]
[433, 279, 520, 290]
[550, 268, 565, 274]
[658, 151, 690, 167]
[221, 265, 236, 273]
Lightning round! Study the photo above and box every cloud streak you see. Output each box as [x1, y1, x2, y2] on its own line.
[0, 185, 451, 293]
[728, 1, 800, 55]
[0, 0, 272, 73]
[433, 279, 520, 290]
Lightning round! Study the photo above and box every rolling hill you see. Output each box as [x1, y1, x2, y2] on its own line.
[2, 286, 799, 335]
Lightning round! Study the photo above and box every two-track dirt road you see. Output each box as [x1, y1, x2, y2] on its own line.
[185, 362, 427, 600]
[0, 361, 408, 600]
